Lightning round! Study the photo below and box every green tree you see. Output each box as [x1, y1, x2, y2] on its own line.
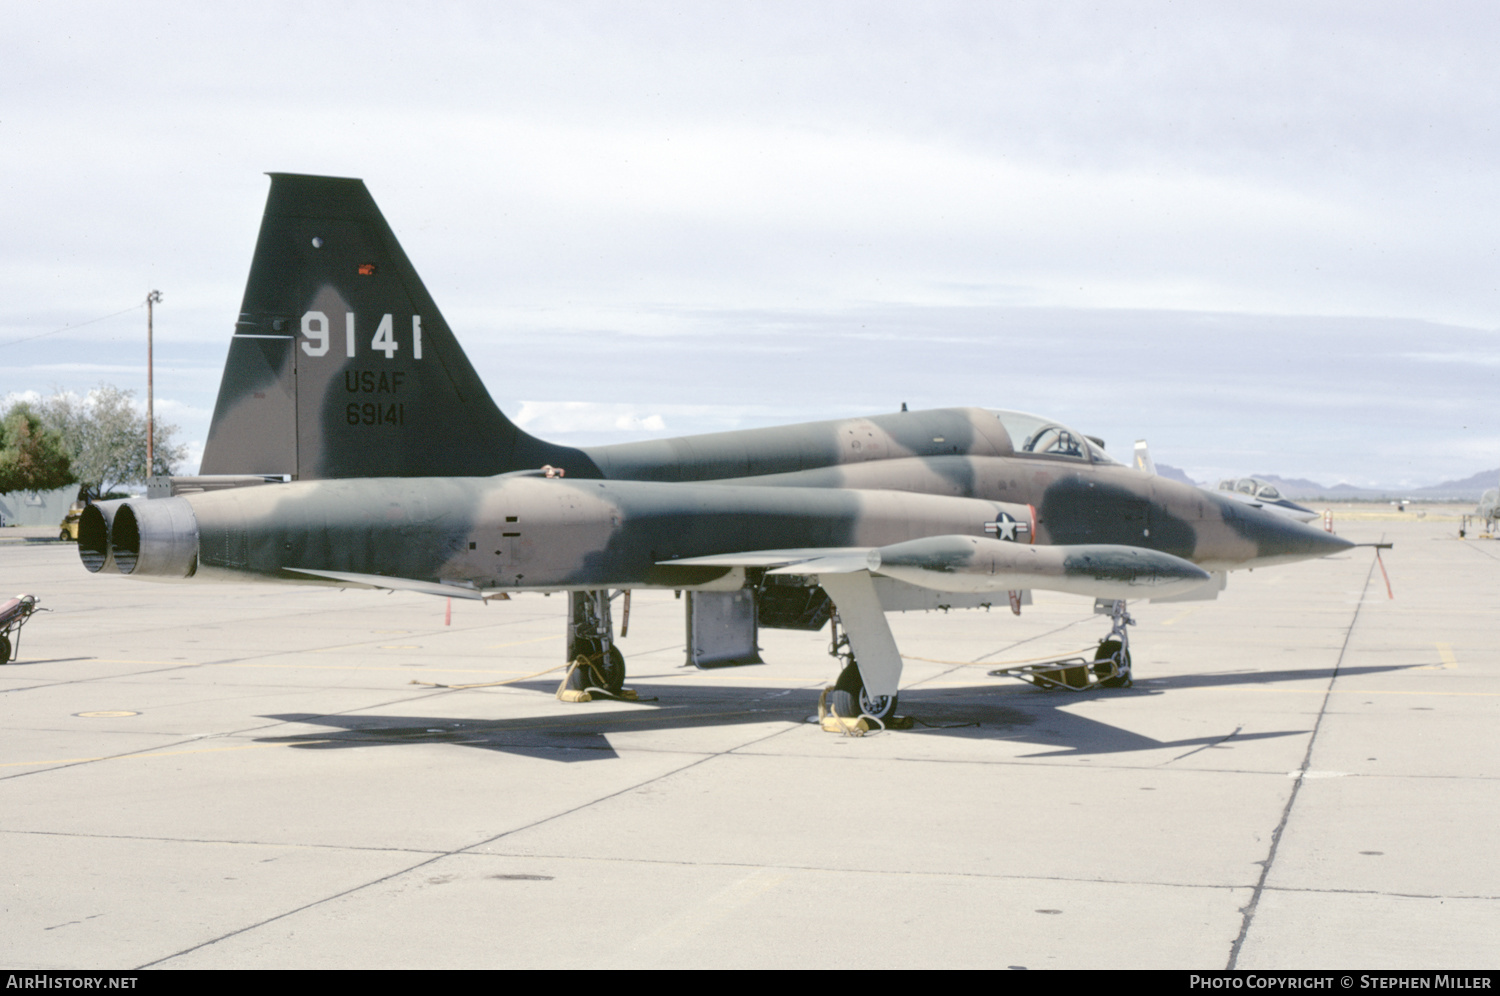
[39, 385, 186, 497]
[0, 402, 76, 494]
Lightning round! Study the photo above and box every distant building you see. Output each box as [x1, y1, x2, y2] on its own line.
[0, 485, 79, 528]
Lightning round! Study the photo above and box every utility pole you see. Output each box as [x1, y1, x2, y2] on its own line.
[146, 290, 162, 475]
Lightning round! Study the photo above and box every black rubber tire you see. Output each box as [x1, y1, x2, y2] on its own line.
[1092, 639, 1132, 688]
[828, 662, 898, 721]
[596, 645, 626, 694]
[59, 529, 71, 542]
[0, 634, 10, 664]
[565, 645, 626, 695]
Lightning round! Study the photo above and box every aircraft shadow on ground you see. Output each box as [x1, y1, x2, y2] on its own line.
[1128, 662, 1421, 691]
[254, 659, 1419, 762]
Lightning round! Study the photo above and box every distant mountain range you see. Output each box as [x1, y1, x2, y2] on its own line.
[1250, 468, 1498, 501]
[1153, 463, 1198, 487]
[1155, 464, 1498, 501]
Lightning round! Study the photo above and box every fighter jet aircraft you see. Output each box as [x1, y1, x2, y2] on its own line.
[1466, 475, 1499, 536]
[1213, 477, 1319, 523]
[1133, 441, 1318, 523]
[77, 174, 1353, 719]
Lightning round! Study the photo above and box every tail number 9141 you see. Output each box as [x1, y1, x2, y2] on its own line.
[302, 312, 423, 360]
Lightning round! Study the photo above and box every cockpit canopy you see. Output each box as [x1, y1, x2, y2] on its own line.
[1219, 477, 1282, 500]
[988, 410, 1120, 465]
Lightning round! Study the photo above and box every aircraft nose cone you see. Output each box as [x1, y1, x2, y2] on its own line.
[1237, 504, 1355, 566]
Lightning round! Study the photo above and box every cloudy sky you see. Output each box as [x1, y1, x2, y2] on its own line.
[3, 2, 1497, 487]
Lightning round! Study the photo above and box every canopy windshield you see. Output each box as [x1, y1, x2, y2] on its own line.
[1218, 477, 1282, 500]
[988, 410, 1117, 464]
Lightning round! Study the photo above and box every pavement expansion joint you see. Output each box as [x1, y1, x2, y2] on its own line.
[1228, 548, 1381, 969]
[0, 826, 447, 856]
[469, 849, 1256, 891]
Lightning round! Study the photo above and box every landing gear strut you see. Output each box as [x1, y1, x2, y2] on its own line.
[1090, 600, 1134, 689]
[824, 611, 899, 721]
[988, 598, 1135, 691]
[563, 589, 626, 696]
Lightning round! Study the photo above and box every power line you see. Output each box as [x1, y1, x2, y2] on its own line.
[0, 303, 147, 350]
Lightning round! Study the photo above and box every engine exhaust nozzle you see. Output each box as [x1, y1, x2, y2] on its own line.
[112, 498, 199, 578]
[78, 500, 126, 574]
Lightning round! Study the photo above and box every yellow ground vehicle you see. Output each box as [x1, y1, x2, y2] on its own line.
[59, 500, 85, 542]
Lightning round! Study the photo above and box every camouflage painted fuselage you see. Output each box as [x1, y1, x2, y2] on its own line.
[155, 476, 1013, 590]
[134, 440, 1345, 595]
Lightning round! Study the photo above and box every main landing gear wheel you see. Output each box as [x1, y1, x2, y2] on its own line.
[828, 663, 898, 722]
[1092, 639, 1132, 688]
[564, 645, 626, 696]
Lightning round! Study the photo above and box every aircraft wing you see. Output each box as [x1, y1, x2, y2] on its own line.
[666, 537, 1211, 600]
[662, 548, 871, 571]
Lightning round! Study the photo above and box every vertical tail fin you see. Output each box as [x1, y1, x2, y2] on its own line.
[1132, 439, 1158, 476]
[201, 174, 587, 479]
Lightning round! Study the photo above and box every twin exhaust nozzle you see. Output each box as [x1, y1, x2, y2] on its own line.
[78, 498, 199, 578]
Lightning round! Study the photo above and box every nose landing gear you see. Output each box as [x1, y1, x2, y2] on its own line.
[559, 589, 629, 699]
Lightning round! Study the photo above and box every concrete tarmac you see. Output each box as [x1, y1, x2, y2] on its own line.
[1, 505, 1496, 969]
